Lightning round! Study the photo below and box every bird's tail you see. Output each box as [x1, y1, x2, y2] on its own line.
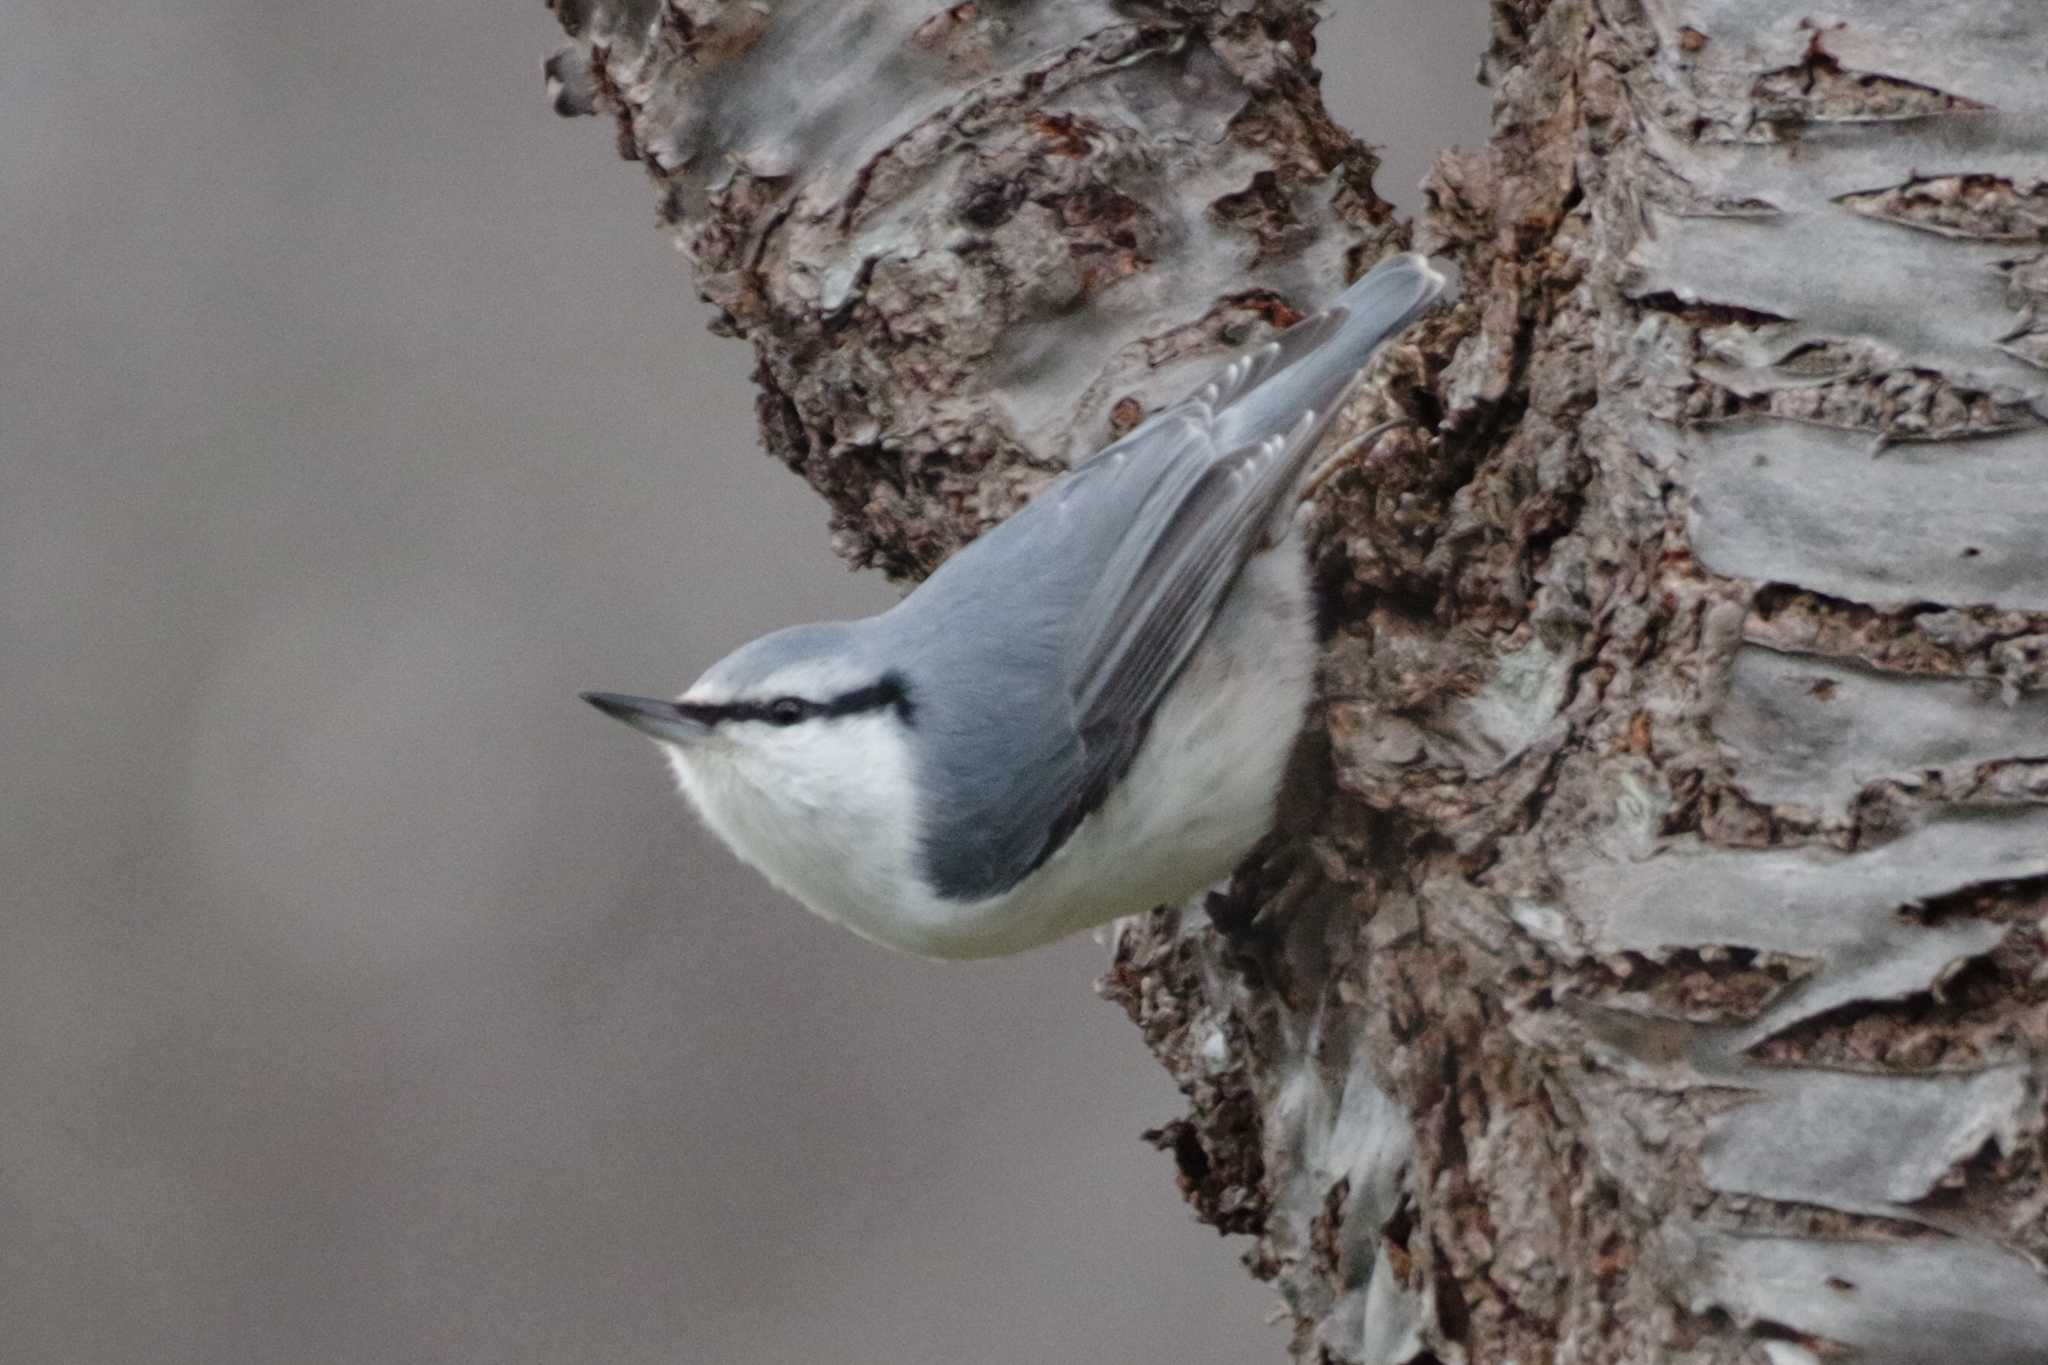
[1210, 252, 1447, 458]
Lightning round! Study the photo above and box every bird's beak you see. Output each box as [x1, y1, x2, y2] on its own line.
[581, 691, 712, 745]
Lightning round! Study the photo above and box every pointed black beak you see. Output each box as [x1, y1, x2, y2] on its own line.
[581, 691, 711, 745]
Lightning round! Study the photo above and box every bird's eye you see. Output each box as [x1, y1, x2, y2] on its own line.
[766, 697, 807, 726]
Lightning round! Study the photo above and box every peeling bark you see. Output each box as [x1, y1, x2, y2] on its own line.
[545, 1, 2048, 1360]
[547, 0, 1406, 579]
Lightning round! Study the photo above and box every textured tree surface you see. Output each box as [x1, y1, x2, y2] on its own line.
[546, 2, 2048, 1360]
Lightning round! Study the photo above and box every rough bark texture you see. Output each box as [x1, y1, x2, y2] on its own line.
[547, 2, 2048, 1361]
[546, 0, 1413, 579]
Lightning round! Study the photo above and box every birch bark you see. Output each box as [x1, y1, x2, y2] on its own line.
[546, 2, 2048, 1359]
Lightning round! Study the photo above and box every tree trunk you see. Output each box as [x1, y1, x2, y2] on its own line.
[544, 1, 2048, 1360]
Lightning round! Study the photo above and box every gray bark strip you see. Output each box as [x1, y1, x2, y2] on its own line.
[546, 1, 2048, 1360]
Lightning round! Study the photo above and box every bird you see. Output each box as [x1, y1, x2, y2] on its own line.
[585, 252, 1446, 959]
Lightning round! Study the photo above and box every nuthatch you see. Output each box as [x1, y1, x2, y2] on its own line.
[587, 253, 1446, 958]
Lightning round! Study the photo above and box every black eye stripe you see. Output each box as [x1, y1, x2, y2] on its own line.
[824, 675, 916, 723]
[680, 673, 915, 728]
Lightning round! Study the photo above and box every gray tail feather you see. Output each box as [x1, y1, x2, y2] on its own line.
[1214, 252, 1447, 455]
[1327, 252, 1447, 371]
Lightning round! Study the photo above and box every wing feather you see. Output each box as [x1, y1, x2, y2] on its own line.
[1062, 415, 1325, 809]
[1049, 257, 1445, 858]
[921, 254, 1444, 900]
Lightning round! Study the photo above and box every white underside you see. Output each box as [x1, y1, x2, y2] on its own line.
[667, 539, 1318, 959]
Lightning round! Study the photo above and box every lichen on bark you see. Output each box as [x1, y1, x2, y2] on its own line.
[546, 1, 2048, 1360]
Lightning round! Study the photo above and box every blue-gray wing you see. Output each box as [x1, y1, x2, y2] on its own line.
[1052, 254, 1447, 849]
[907, 254, 1444, 902]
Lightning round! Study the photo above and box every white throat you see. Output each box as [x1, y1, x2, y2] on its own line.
[663, 713, 922, 946]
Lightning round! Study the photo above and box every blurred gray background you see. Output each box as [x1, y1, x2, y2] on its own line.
[0, 4, 1485, 1361]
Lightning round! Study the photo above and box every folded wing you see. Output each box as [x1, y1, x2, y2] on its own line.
[1047, 253, 1447, 862]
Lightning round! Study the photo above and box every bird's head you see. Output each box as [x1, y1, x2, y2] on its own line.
[585, 620, 916, 773]
[583, 623, 921, 897]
